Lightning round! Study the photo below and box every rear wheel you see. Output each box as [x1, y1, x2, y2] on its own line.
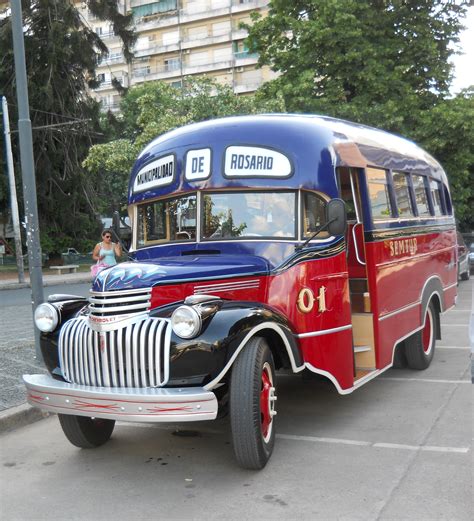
[405, 302, 437, 370]
[460, 268, 470, 281]
[58, 414, 115, 448]
[230, 337, 277, 470]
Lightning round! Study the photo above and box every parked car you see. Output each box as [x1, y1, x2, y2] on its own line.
[457, 232, 470, 281]
[469, 242, 474, 273]
[61, 248, 81, 262]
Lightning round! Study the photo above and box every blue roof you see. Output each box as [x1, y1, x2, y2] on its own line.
[128, 114, 447, 205]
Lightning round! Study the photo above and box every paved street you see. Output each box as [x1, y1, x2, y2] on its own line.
[0, 283, 91, 411]
[0, 279, 472, 520]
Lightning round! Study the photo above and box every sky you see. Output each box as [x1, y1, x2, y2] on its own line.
[450, 6, 474, 94]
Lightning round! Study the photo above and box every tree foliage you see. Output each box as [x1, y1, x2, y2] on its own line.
[244, 0, 472, 228]
[413, 88, 474, 230]
[83, 77, 285, 214]
[0, 0, 134, 254]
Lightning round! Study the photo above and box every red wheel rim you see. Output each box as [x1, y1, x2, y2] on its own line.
[260, 363, 276, 443]
[422, 308, 433, 354]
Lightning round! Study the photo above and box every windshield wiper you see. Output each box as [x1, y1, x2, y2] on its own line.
[295, 218, 337, 252]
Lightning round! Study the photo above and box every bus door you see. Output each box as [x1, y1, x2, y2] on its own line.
[337, 167, 376, 379]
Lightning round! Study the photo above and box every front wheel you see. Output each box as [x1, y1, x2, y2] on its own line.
[230, 337, 277, 470]
[58, 414, 115, 448]
[405, 302, 437, 370]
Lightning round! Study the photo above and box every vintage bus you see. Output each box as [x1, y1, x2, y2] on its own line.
[24, 115, 458, 469]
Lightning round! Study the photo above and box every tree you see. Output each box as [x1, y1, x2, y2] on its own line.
[0, 0, 135, 254]
[246, 1, 466, 125]
[244, 0, 472, 228]
[83, 77, 285, 215]
[413, 88, 474, 231]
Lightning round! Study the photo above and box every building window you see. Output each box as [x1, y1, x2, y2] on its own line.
[164, 57, 181, 71]
[366, 168, 394, 220]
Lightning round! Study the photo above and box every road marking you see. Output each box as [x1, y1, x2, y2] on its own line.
[124, 424, 470, 455]
[440, 323, 470, 327]
[437, 345, 470, 350]
[379, 377, 470, 384]
[373, 442, 469, 454]
[277, 433, 369, 447]
[276, 434, 470, 454]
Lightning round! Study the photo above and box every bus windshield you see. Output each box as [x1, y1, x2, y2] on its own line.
[137, 191, 298, 246]
[202, 191, 296, 240]
[137, 194, 197, 246]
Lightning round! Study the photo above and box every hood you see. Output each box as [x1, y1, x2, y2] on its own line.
[92, 255, 271, 292]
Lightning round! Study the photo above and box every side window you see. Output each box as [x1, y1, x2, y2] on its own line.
[411, 175, 431, 216]
[430, 179, 443, 215]
[302, 191, 329, 239]
[366, 167, 393, 220]
[337, 167, 359, 221]
[392, 172, 414, 218]
[443, 185, 453, 215]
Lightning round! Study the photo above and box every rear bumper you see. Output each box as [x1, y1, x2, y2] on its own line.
[23, 374, 218, 423]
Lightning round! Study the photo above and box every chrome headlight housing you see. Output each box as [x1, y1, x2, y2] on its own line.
[34, 303, 59, 333]
[171, 305, 202, 339]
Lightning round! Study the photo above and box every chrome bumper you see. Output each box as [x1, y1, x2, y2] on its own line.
[23, 374, 218, 423]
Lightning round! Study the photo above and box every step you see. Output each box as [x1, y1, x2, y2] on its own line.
[354, 368, 377, 381]
[354, 345, 371, 353]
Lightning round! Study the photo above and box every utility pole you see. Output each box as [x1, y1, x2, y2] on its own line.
[11, 0, 44, 359]
[2, 96, 26, 284]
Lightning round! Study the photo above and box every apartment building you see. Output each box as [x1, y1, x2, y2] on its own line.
[79, 0, 275, 111]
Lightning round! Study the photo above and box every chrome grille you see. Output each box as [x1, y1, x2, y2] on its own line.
[89, 288, 151, 318]
[59, 317, 171, 388]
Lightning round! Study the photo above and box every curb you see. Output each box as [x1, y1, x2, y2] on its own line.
[0, 276, 92, 291]
[0, 403, 53, 434]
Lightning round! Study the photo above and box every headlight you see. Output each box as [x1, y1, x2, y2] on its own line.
[34, 303, 59, 332]
[171, 305, 201, 339]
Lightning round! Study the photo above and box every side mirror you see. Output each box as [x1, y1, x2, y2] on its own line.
[326, 198, 347, 236]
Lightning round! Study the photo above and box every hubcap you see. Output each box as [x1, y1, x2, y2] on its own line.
[422, 308, 434, 354]
[260, 362, 277, 443]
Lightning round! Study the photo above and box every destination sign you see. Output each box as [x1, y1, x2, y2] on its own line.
[224, 146, 292, 178]
[185, 148, 211, 180]
[133, 154, 175, 192]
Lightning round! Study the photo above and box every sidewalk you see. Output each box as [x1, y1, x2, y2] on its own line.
[0, 270, 93, 432]
[0, 270, 92, 290]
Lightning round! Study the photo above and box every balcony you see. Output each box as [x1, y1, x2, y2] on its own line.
[233, 82, 261, 94]
[132, 62, 182, 82]
[100, 31, 119, 41]
[178, 0, 268, 22]
[132, 0, 178, 28]
[98, 54, 125, 66]
[100, 101, 121, 112]
[95, 73, 130, 91]
[132, 27, 249, 58]
[234, 51, 259, 66]
[182, 58, 234, 75]
[134, 41, 180, 58]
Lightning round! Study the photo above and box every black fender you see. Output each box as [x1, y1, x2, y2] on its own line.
[151, 301, 303, 388]
[40, 296, 88, 376]
[420, 277, 443, 340]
